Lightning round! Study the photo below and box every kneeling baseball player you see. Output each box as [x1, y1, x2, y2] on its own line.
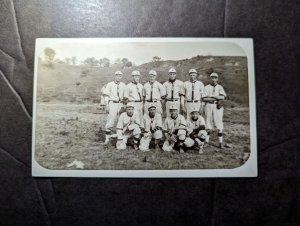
[162, 104, 188, 153]
[187, 107, 208, 154]
[139, 103, 163, 151]
[116, 102, 142, 150]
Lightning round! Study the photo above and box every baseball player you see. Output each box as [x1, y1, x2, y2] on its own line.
[187, 107, 207, 154]
[202, 72, 227, 148]
[124, 70, 144, 121]
[162, 104, 187, 153]
[103, 71, 126, 145]
[182, 69, 206, 119]
[143, 70, 166, 115]
[100, 84, 108, 112]
[116, 102, 142, 150]
[163, 68, 184, 117]
[139, 103, 163, 151]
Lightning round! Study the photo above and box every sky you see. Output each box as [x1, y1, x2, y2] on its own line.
[36, 38, 247, 65]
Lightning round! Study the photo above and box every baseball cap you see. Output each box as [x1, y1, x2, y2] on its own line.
[169, 104, 178, 110]
[210, 72, 218, 78]
[115, 71, 123, 75]
[168, 68, 176, 73]
[149, 70, 157, 76]
[190, 107, 200, 113]
[131, 70, 141, 76]
[126, 102, 135, 109]
[189, 69, 197, 74]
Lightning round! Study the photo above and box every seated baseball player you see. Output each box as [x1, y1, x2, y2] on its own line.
[139, 103, 163, 151]
[187, 107, 208, 154]
[162, 104, 188, 153]
[116, 102, 142, 151]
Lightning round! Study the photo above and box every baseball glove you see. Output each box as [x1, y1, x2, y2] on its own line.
[216, 100, 224, 109]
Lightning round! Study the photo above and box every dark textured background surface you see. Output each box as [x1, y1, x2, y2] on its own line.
[0, 0, 299, 225]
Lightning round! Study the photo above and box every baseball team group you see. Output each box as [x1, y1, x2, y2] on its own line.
[101, 68, 227, 153]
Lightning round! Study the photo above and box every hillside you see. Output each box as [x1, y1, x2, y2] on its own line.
[37, 56, 249, 106]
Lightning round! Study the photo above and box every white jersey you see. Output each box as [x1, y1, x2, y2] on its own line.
[163, 114, 187, 133]
[124, 82, 143, 101]
[104, 81, 126, 102]
[182, 80, 206, 101]
[163, 79, 184, 100]
[142, 113, 163, 132]
[187, 116, 206, 135]
[204, 84, 226, 98]
[143, 81, 166, 101]
[116, 111, 141, 131]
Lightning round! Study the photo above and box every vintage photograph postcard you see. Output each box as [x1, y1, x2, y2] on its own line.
[32, 38, 257, 177]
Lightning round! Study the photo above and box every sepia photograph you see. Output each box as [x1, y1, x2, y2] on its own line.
[32, 38, 256, 177]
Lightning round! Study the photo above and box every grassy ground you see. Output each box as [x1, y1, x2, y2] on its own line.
[34, 102, 250, 170]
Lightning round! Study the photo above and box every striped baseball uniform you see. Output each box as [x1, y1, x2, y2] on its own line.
[163, 79, 184, 117]
[204, 84, 227, 131]
[104, 81, 126, 132]
[124, 82, 144, 121]
[143, 81, 166, 115]
[182, 80, 206, 119]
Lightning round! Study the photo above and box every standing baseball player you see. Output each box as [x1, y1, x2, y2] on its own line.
[116, 102, 142, 150]
[124, 70, 144, 121]
[103, 71, 126, 145]
[182, 69, 206, 119]
[143, 70, 166, 115]
[202, 72, 227, 148]
[162, 104, 188, 153]
[163, 68, 184, 117]
[139, 103, 163, 151]
[187, 107, 207, 154]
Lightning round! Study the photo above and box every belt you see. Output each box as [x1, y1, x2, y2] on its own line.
[129, 100, 142, 102]
[207, 101, 218, 104]
[167, 99, 179, 102]
[111, 100, 122, 103]
[146, 100, 158, 102]
[187, 100, 199, 103]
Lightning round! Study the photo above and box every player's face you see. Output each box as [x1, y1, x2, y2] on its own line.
[211, 76, 218, 85]
[189, 72, 197, 81]
[169, 72, 176, 80]
[133, 75, 140, 83]
[126, 107, 134, 116]
[115, 74, 122, 82]
[191, 111, 199, 120]
[148, 107, 156, 117]
[170, 109, 178, 118]
[149, 74, 156, 83]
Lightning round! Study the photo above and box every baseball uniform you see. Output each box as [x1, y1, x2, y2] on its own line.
[143, 81, 166, 115]
[104, 81, 126, 132]
[204, 84, 227, 131]
[163, 79, 184, 117]
[182, 80, 206, 119]
[116, 110, 141, 144]
[124, 82, 144, 121]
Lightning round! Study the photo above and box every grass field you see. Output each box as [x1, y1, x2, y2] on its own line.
[34, 102, 250, 170]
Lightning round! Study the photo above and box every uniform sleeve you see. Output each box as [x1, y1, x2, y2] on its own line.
[134, 112, 141, 126]
[142, 84, 146, 97]
[103, 83, 111, 96]
[199, 82, 207, 97]
[219, 85, 227, 97]
[200, 116, 206, 126]
[116, 114, 124, 130]
[179, 116, 187, 128]
[181, 82, 186, 96]
[179, 81, 185, 96]
[162, 118, 168, 132]
[159, 82, 166, 98]
[123, 84, 130, 99]
[156, 114, 163, 128]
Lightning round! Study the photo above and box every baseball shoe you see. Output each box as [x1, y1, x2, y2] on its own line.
[203, 142, 209, 148]
[179, 148, 185, 154]
[133, 144, 139, 151]
[199, 147, 204, 154]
